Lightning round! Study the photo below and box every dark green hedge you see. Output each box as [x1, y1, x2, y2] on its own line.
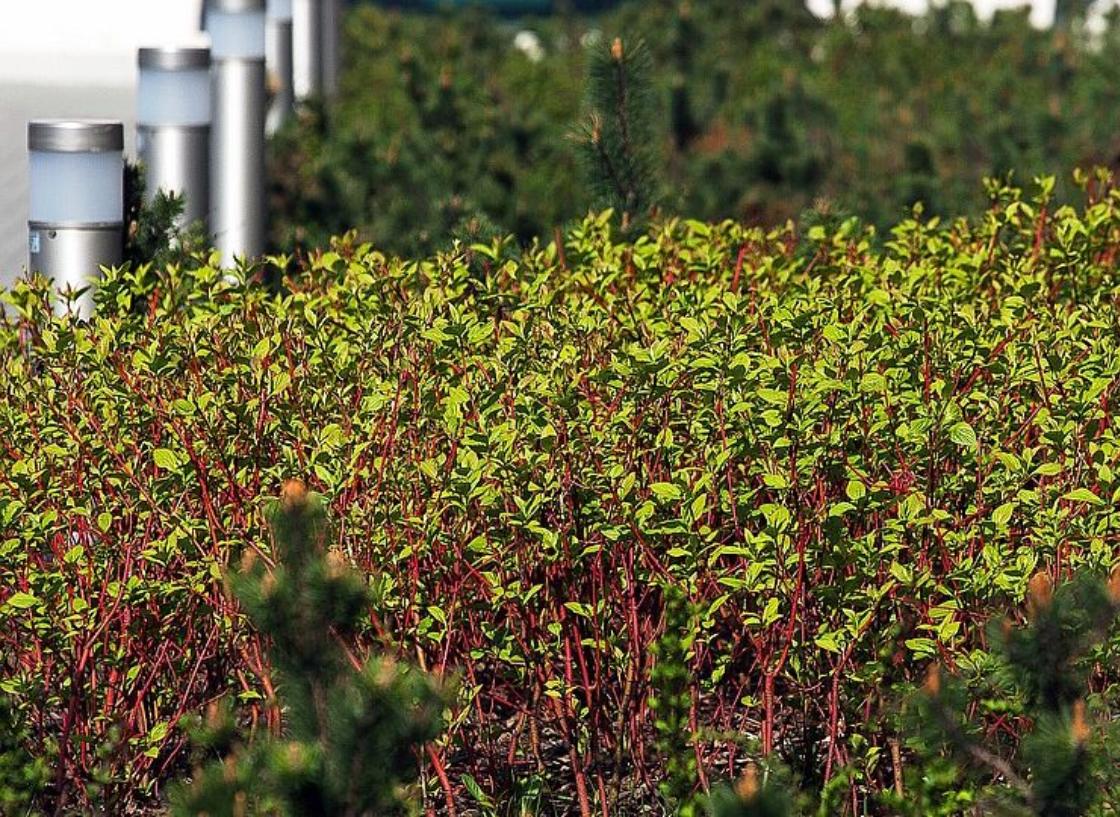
[269, 0, 1120, 256]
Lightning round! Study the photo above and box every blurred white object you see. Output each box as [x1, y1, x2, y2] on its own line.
[513, 30, 545, 63]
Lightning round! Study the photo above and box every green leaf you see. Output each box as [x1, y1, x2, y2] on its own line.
[757, 388, 787, 406]
[461, 774, 496, 810]
[564, 601, 593, 618]
[763, 473, 789, 490]
[859, 372, 888, 393]
[651, 482, 682, 502]
[148, 721, 170, 743]
[153, 448, 182, 472]
[905, 638, 937, 657]
[815, 632, 841, 653]
[1062, 488, 1103, 505]
[5, 592, 39, 609]
[846, 479, 866, 501]
[689, 493, 707, 521]
[991, 502, 1015, 527]
[948, 421, 977, 449]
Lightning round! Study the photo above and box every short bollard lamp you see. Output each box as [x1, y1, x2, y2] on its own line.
[266, 0, 295, 135]
[207, 0, 267, 263]
[137, 47, 212, 229]
[27, 120, 124, 317]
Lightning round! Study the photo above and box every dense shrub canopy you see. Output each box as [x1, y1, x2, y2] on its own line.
[3, 177, 1120, 813]
[270, 0, 1120, 256]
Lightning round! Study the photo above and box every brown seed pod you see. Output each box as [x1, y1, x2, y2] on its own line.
[286, 741, 306, 768]
[205, 700, 223, 728]
[999, 616, 1013, 640]
[611, 37, 624, 62]
[374, 655, 399, 687]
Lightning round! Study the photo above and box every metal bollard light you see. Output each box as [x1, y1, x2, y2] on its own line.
[207, 0, 267, 264]
[27, 120, 124, 317]
[292, 0, 321, 100]
[320, 0, 340, 98]
[266, 0, 295, 134]
[137, 47, 212, 230]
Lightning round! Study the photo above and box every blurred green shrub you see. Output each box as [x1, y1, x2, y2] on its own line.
[269, 0, 1120, 256]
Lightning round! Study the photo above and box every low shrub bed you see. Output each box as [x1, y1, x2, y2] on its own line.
[2, 176, 1120, 813]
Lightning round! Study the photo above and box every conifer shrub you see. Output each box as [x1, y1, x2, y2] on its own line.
[2, 176, 1120, 812]
[710, 569, 1120, 816]
[0, 692, 49, 815]
[170, 479, 443, 817]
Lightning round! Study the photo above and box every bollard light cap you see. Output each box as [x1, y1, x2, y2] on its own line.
[28, 120, 124, 153]
[139, 47, 211, 71]
[211, 0, 266, 11]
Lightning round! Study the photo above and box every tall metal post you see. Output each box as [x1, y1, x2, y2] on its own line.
[27, 120, 124, 318]
[292, 0, 321, 100]
[137, 47, 211, 230]
[320, 0, 340, 98]
[266, 0, 295, 134]
[207, 0, 267, 263]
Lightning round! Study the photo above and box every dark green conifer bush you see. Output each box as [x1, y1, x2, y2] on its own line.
[709, 570, 1120, 816]
[650, 585, 701, 816]
[0, 692, 49, 816]
[578, 36, 660, 232]
[170, 479, 443, 816]
[896, 569, 1120, 816]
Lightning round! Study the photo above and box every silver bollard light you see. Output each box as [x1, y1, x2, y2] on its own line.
[137, 47, 211, 229]
[27, 120, 124, 317]
[292, 0, 321, 100]
[207, 0, 267, 263]
[266, 0, 295, 134]
[321, 0, 340, 98]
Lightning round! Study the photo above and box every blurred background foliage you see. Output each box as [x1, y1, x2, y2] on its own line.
[268, 0, 1120, 256]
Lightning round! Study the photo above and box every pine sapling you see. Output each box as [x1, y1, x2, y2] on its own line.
[650, 585, 701, 816]
[578, 36, 660, 232]
[0, 692, 49, 816]
[708, 764, 793, 817]
[900, 569, 1120, 817]
[171, 480, 444, 817]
